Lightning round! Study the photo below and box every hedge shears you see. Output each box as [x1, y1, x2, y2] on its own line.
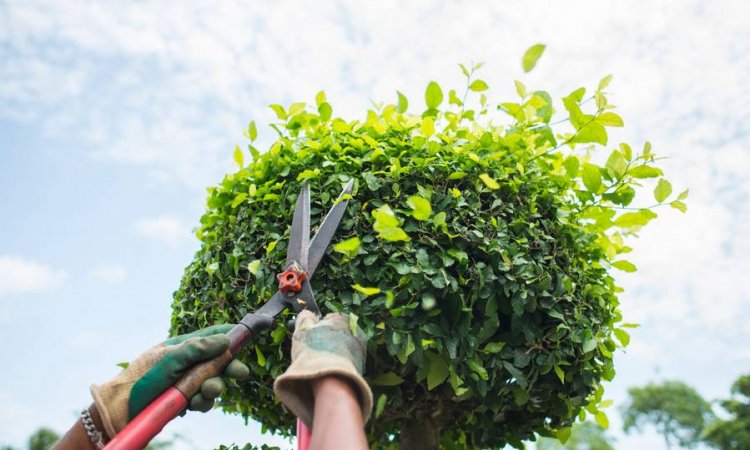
[104, 179, 355, 450]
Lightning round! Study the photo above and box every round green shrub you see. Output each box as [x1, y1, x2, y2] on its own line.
[171, 62, 682, 448]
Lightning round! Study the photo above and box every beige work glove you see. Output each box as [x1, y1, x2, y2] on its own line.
[274, 310, 373, 428]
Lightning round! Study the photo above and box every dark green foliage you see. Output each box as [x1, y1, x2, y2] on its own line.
[171, 56, 680, 448]
[535, 421, 614, 450]
[623, 381, 715, 448]
[702, 375, 750, 450]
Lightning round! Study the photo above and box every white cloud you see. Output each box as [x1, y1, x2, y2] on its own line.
[134, 216, 191, 247]
[88, 264, 127, 284]
[0, 255, 66, 296]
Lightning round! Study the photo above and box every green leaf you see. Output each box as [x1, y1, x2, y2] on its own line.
[233, 145, 244, 168]
[318, 102, 332, 121]
[605, 150, 628, 177]
[583, 339, 598, 353]
[247, 259, 261, 276]
[595, 411, 610, 429]
[554, 365, 565, 384]
[678, 189, 689, 200]
[564, 156, 580, 177]
[407, 195, 432, 221]
[372, 204, 410, 242]
[373, 372, 405, 386]
[479, 173, 500, 190]
[514, 80, 527, 98]
[612, 260, 637, 272]
[206, 262, 219, 276]
[265, 240, 278, 254]
[375, 394, 387, 419]
[425, 81, 444, 109]
[315, 90, 326, 107]
[614, 210, 658, 228]
[352, 284, 381, 297]
[522, 43, 546, 72]
[598, 74, 613, 91]
[671, 201, 687, 213]
[297, 168, 320, 181]
[630, 165, 663, 178]
[397, 91, 408, 113]
[334, 237, 361, 259]
[231, 193, 248, 208]
[572, 122, 608, 145]
[421, 117, 435, 137]
[255, 345, 266, 367]
[269, 104, 287, 120]
[426, 353, 450, 390]
[614, 328, 631, 346]
[582, 164, 602, 193]
[348, 312, 359, 335]
[482, 342, 506, 353]
[556, 427, 572, 444]
[466, 357, 489, 380]
[598, 112, 624, 127]
[469, 79, 489, 92]
[116, 362, 129, 369]
[248, 121, 258, 141]
[654, 178, 672, 203]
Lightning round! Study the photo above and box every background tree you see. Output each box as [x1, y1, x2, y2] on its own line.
[703, 375, 750, 450]
[535, 422, 615, 450]
[622, 381, 714, 449]
[171, 46, 684, 449]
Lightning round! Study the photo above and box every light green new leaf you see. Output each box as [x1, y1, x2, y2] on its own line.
[397, 91, 408, 113]
[595, 411, 610, 429]
[614, 328, 631, 346]
[479, 173, 500, 190]
[265, 240, 278, 254]
[572, 122, 608, 145]
[654, 178, 672, 203]
[348, 312, 359, 336]
[514, 80, 527, 98]
[233, 145, 244, 168]
[318, 102, 332, 121]
[231, 193, 248, 208]
[582, 164, 602, 193]
[598, 112, 624, 127]
[333, 236, 361, 259]
[372, 204, 410, 241]
[612, 260, 637, 272]
[678, 189, 689, 200]
[483, 342, 506, 353]
[671, 201, 687, 212]
[407, 195, 432, 221]
[630, 165, 663, 178]
[425, 81, 444, 109]
[373, 372, 405, 386]
[247, 259, 261, 276]
[522, 43, 546, 72]
[421, 117, 435, 137]
[614, 209, 658, 228]
[315, 90, 326, 107]
[297, 168, 320, 181]
[605, 150, 628, 177]
[598, 74, 613, 91]
[352, 284, 381, 297]
[255, 345, 266, 367]
[466, 357, 489, 380]
[469, 79, 489, 92]
[269, 104, 287, 120]
[248, 121, 258, 141]
[583, 339, 598, 353]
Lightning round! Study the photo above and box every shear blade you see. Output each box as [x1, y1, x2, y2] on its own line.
[286, 184, 310, 268]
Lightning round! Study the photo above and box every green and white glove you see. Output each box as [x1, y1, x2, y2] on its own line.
[90, 324, 248, 438]
[274, 310, 373, 428]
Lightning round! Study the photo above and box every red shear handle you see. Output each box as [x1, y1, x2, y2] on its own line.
[104, 388, 188, 450]
[297, 419, 312, 450]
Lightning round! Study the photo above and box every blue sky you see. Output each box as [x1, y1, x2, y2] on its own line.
[1, 1, 748, 449]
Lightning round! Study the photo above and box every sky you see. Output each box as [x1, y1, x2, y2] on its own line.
[1, 0, 748, 449]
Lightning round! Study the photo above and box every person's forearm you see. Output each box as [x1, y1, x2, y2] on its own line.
[310, 376, 368, 450]
[52, 404, 108, 450]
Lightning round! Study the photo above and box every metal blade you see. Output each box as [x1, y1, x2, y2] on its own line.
[306, 179, 354, 278]
[254, 291, 288, 317]
[286, 184, 310, 267]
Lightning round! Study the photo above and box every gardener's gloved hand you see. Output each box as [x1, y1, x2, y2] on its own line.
[274, 310, 373, 428]
[90, 324, 249, 438]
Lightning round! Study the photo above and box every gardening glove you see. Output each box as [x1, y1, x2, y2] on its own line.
[274, 310, 373, 428]
[90, 324, 249, 438]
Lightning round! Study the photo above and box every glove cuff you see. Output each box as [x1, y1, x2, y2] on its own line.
[274, 353, 373, 428]
[90, 382, 125, 439]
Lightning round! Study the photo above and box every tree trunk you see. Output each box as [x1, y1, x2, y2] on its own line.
[399, 415, 441, 450]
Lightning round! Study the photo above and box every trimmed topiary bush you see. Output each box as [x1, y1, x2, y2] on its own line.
[172, 50, 685, 449]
